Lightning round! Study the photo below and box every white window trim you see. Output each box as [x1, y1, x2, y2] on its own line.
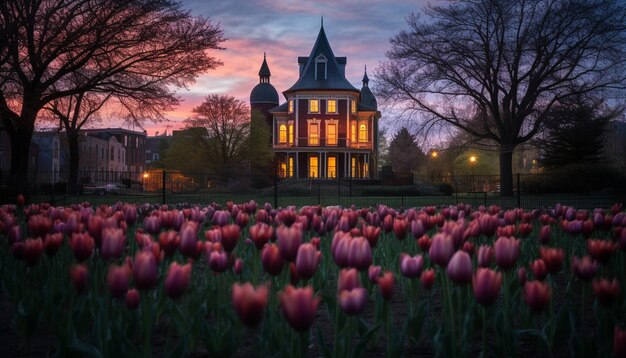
[326, 99, 337, 114]
[308, 99, 320, 114]
[325, 119, 339, 146]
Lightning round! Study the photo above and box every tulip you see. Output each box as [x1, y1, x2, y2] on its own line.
[179, 222, 199, 257]
[208, 250, 229, 273]
[16, 194, 24, 206]
[234, 258, 244, 274]
[523, 280, 552, 313]
[530, 259, 548, 280]
[295, 243, 320, 280]
[159, 230, 180, 258]
[429, 233, 455, 268]
[477, 245, 494, 267]
[235, 211, 249, 228]
[256, 209, 270, 224]
[393, 218, 408, 240]
[539, 225, 551, 244]
[382, 214, 393, 233]
[614, 325, 626, 358]
[571, 256, 598, 281]
[479, 214, 498, 236]
[277, 209, 298, 227]
[164, 262, 192, 299]
[70, 264, 89, 293]
[517, 223, 533, 237]
[362, 225, 381, 248]
[497, 225, 516, 238]
[377, 271, 395, 300]
[133, 251, 158, 290]
[276, 225, 303, 262]
[368, 265, 382, 284]
[399, 253, 424, 278]
[539, 247, 564, 274]
[518, 267, 527, 285]
[107, 263, 131, 298]
[262, 243, 284, 276]
[417, 235, 431, 252]
[447, 250, 472, 285]
[10, 241, 25, 260]
[101, 227, 125, 260]
[310, 237, 321, 249]
[339, 287, 368, 315]
[220, 224, 241, 253]
[420, 269, 436, 289]
[232, 282, 269, 327]
[411, 220, 425, 239]
[28, 214, 53, 238]
[592, 278, 620, 307]
[126, 289, 140, 310]
[8, 225, 21, 244]
[22, 238, 44, 266]
[347, 237, 372, 271]
[331, 232, 351, 268]
[587, 239, 617, 263]
[249, 222, 273, 249]
[494, 236, 520, 270]
[472, 268, 502, 306]
[44, 233, 64, 256]
[71, 232, 95, 262]
[338, 268, 360, 292]
[279, 285, 320, 332]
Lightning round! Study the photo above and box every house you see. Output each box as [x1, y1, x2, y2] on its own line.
[250, 23, 381, 179]
[82, 128, 146, 173]
[145, 134, 171, 169]
[31, 131, 64, 183]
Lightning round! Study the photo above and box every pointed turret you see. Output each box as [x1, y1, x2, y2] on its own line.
[360, 65, 377, 109]
[250, 54, 279, 105]
[259, 52, 271, 83]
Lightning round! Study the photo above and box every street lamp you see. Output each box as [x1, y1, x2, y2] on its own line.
[469, 156, 477, 191]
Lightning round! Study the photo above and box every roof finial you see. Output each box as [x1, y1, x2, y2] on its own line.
[264, 52, 266, 59]
[362, 65, 370, 85]
[321, 16, 324, 28]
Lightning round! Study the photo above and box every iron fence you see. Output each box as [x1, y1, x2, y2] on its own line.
[0, 169, 624, 210]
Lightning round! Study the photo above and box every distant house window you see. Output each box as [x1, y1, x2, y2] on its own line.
[288, 124, 294, 145]
[327, 156, 336, 178]
[314, 55, 327, 80]
[279, 124, 287, 143]
[327, 123, 337, 145]
[351, 100, 357, 113]
[308, 123, 319, 146]
[351, 157, 356, 177]
[289, 156, 294, 177]
[309, 99, 319, 113]
[359, 124, 367, 142]
[110, 147, 114, 160]
[327, 99, 337, 114]
[309, 156, 319, 178]
[153, 153, 159, 161]
[279, 161, 287, 178]
[288, 100, 294, 113]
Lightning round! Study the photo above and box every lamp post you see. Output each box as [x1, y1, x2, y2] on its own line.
[469, 155, 477, 191]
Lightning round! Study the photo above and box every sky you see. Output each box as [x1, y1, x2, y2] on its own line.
[139, 0, 432, 135]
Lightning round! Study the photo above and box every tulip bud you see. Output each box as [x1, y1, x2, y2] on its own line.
[347, 237, 372, 271]
[276, 225, 302, 262]
[220, 224, 240, 253]
[592, 278, 620, 307]
[234, 258, 244, 274]
[447, 250, 472, 285]
[530, 259, 548, 280]
[494, 236, 520, 270]
[107, 263, 131, 298]
[126, 289, 140, 310]
[295, 243, 320, 280]
[232, 282, 268, 327]
[420, 269, 435, 289]
[23, 238, 44, 266]
[399, 253, 424, 278]
[377, 272, 394, 300]
[279, 285, 320, 332]
[429, 233, 455, 268]
[101, 227, 125, 260]
[262, 243, 284, 276]
[164, 262, 192, 299]
[523, 280, 551, 312]
[472, 268, 502, 306]
[70, 264, 89, 293]
[539, 247, 564, 274]
[133, 251, 158, 290]
[71, 232, 95, 262]
[339, 288, 367, 315]
[368, 265, 382, 284]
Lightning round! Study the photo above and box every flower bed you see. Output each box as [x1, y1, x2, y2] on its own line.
[0, 199, 625, 357]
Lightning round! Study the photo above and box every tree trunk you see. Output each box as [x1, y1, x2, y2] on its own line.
[9, 126, 34, 197]
[499, 146, 514, 197]
[67, 131, 80, 194]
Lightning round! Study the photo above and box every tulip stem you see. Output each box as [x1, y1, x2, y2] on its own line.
[385, 300, 392, 358]
[580, 283, 585, 339]
[502, 271, 510, 355]
[481, 306, 487, 358]
[333, 294, 341, 358]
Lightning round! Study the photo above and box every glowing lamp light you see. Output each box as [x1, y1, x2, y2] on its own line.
[470, 156, 477, 163]
[431, 151, 438, 158]
[143, 173, 149, 179]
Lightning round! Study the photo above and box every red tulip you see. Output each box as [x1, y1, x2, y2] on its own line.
[208, 249, 229, 273]
[362, 225, 381, 248]
[256, 209, 270, 224]
[310, 236, 321, 249]
[262, 243, 284, 276]
[16, 194, 25, 206]
[571, 256, 598, 281]
[339, 287, 368, 315]
[530, 259, 548, 280]
[472, 268, 502, 306]
[295, 243, 320, 280]
[126, 289, 140, 310]
[159, 230, 180, 258]
[479, 214, 498, 236]
[331, 232, 351, 268]
[420, 269, 435, 289]
[517, 223, 533, 238]
[70, 264, 89, 293]
[539, 225, 551, 244]
[494, 236, 520, 270]
[429, 233, 455, 268]
[417, 235, 431, 252]
[614, 325, 626, 358]
[220, 224, 240, 253]
[164, 262, 192, 299]
[234, 258, 244, 274]
[368, 265, 382, 284]
[43, 233, 64, 256]
[22, 238, 44, 266]
[232, 282, 269, 327]
[592, 278, 620, 307]
[236, 211, 249, 228]
[587, 239, 617, 263]
[377, 271, 395, 300]
[393, 218, 408, 240]
[8, 225, 21, 244]
[338, 268, 360, 292]
[348, 237, 372, 271]
[276, 225, 303, 262]
[133, 251, 158, 290]
[249, 222, 273, 249]
[447, 250, 473, 285]
[28, 214, 52, 237]
[497, 225, 516, 238]
[107, 263, 131, 298]
[399, 253, 424, 278]
[70, 232, 95, 262]
[477, 245, 494, 267]
[518, 267, 527, 285]
[539, 247, 564, 274]
[382, 214, 393, 233]
[279, 285, 320, 332]
[523, 280, 552, 312]
[179, 222, 199, 257]
[101, 227, 125, 260]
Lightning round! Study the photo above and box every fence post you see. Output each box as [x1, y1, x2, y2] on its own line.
[162, 170, 166, 205]
[516, 173, 521, 208]
[274, 175, 278, 209]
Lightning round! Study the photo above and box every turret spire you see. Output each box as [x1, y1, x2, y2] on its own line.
[362, 65, 369, 86]
[259, 53, 271, 83]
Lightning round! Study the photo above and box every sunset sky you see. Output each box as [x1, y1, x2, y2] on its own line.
[139, 0, 431, 135]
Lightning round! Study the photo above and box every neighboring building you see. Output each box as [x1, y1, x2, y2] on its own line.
[31, 131, 62, 182]
[82, 128, 146, 173]
[145, 134, 171, 169]
[604, 119, 626, 171]
[250, 23, 381, 179]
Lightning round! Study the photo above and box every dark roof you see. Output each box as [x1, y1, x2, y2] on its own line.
[284, 25, 358, 94]
[250, 83, 279, 104]
[259, 53, 271, 77]
[359, 66, 377, 109]
[358, 103, 378, 112]
[269, 102, 289, 113]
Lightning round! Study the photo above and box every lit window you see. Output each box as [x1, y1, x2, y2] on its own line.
[309, 156, 319, 178]
[327, 99, 337, 113]
[327, 123, 337, 145]
[351, 100, 356, 113]
[309, 99, 319, 113]
[288, 100, 294, 113]
[351, 157, 356, 177]
[364, 162, 369, 177]
[289, 157, 294, 177]
[309, 123, 319, 146]
[279, 162, 287, 178]
[350, 122, 357, 143]
[279, 124, 287, 143]
[358, 124, 367, 142]
[288, 124, 294, 145]
[327, 156, 336, 178]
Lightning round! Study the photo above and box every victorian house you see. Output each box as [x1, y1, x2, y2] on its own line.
[250, 23, 380, 179]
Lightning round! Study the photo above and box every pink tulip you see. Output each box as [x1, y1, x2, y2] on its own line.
[276, 225, 302, 262]
[249, 222, 273, 249]
[232, 282, 269, 327]
[101, 227, 125, 260]
[399, 253, 424, 278]
[477, 245, 494, 267]
[530, 259, 548, 280]
[539, 247, 564, 274]
[262, 243, 284, 276]
[368, 265, 382, 284]
[280, 285, 320, 332]
[126, 289, 140, 310]
[295, 243, 320, 280]
[71, 232, 95, 262]
[523, 280, 551, 312]
[339, 287, 368, 315]
[571, 256, 598, 281]
[592, 278, 620, 307]
[494, 236, 520, 270]
[220, 224, 240, 253]
[70, 264, 89, 293]
[133, 251, 158, 290]
[164, 262, 192, 299]
[107, 263, 131, 298]
[347, 237, 372, 271]
[338, 268, 360, 292]
[429, 233, 455, 268]
[472, 268, 502, 306]
[447, 250, 472, 285]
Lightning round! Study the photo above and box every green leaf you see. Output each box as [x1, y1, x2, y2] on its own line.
[352, 323, 382, 358]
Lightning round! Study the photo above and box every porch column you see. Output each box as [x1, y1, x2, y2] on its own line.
[296, 152, 299, 179]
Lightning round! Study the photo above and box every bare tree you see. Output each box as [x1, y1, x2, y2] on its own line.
[0, 0, 225, 182]
[377, 0, 626, 195]
[184, 94, 250, 182]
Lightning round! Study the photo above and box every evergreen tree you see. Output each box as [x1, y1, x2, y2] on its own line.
[247, 110, 273, 187]
[389, 127, 425, 173]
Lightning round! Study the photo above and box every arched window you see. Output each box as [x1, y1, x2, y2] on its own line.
[358, 124, 367, 142]
[279, 124, 287, 143]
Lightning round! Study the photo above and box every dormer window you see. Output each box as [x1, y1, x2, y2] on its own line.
[309, 99, 319, 113]
[351, 100, 357, 113]
[314, 54, 327, 80]
[288, 100, 294, 113]
[327, 99, 337, 114]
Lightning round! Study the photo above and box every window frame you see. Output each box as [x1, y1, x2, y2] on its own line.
[327, 156, 336, 179]
[351, 100, 357, 113]
[278, 124, 287, 144]
[358, 123, 368, 142]
[309, 156, 319, 178]
[326, 99, 337, 114]
[309, 99, 320, 113]
[308, 122, 319, 146]
[288, 100, 294, 113]
[326, 122, 338, 146]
